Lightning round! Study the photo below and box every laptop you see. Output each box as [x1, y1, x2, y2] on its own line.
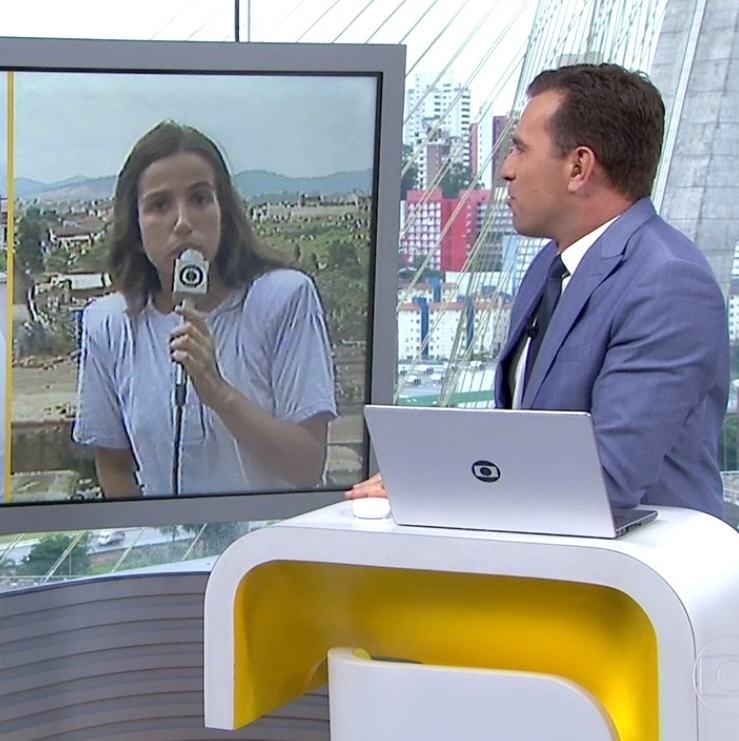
[363, 405, 657, 539]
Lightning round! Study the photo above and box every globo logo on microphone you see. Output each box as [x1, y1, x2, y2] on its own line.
[173, 249, 209, 297]
[179, 264, 206, 289]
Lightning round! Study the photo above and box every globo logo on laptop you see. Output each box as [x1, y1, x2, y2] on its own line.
[471, 460, 501, 483]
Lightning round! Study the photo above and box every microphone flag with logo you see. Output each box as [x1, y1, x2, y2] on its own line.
[172, 249, 210, 398]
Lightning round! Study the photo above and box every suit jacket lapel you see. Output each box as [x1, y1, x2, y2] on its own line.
[495, 242, 557, 406]
[521, 198, 657, 407]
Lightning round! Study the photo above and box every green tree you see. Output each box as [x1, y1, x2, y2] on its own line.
[44, 248, 72, 273]
[180, 522, 244, 556]
[440, 162, 472, 198]
[157, 525, 180, 543]
[731, 342, 739, 380]
[721, 415, 738, 471]
[410, 255, 444, 283]
[252, 209, 371, 344]
[314, 240, 369, 343]
[17, 532, 92, 577]
[401, 144, 419, 199]
[14, 207, 46, 275]
[74, 236, 110, 273]
[155, 525, 187, 559]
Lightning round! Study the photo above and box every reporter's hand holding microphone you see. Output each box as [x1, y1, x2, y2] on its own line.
[169, 248, 229, 409]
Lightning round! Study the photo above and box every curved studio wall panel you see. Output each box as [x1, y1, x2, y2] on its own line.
[1, 573, 329, 741]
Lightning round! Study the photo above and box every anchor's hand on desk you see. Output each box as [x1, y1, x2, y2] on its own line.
[345, 473, 388, 499]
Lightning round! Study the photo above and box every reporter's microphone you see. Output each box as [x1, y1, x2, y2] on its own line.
[172, 249, 210, 407]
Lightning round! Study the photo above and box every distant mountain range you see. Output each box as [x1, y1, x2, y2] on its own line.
[2, 168, 374, 202]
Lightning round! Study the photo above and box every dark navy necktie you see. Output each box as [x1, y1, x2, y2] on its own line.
[523, 254, 568, 390]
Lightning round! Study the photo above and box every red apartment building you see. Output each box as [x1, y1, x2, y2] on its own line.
[401, 188, 491, 272]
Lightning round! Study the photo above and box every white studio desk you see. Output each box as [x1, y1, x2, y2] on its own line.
[204, 502, 739, 740]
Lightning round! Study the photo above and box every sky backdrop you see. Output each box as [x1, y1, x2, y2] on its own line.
[6, 71, 377, 183]
[0, 0, 535, 184]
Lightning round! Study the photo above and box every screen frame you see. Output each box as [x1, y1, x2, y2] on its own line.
[0, 35, 402, 533]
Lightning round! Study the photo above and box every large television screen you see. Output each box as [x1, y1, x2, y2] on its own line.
[0, 37, 403, 533]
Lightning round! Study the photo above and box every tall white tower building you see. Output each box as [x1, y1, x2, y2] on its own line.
[404, 72, 472, 189]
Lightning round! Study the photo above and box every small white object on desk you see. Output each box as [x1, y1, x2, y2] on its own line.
[351, 497, 391, 520]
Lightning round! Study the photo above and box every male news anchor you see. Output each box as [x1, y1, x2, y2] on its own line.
[349, 63, 730, 518]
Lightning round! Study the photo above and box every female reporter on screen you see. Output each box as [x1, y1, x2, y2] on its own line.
[73, 121, 337, 498]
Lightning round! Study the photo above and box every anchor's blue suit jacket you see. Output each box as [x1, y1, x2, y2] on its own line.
[494, 198, 729, 518]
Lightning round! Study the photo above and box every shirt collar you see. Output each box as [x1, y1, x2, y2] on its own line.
[559, 216, 618, 278]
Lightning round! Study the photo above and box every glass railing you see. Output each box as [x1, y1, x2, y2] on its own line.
[0, 519, 274, 592]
